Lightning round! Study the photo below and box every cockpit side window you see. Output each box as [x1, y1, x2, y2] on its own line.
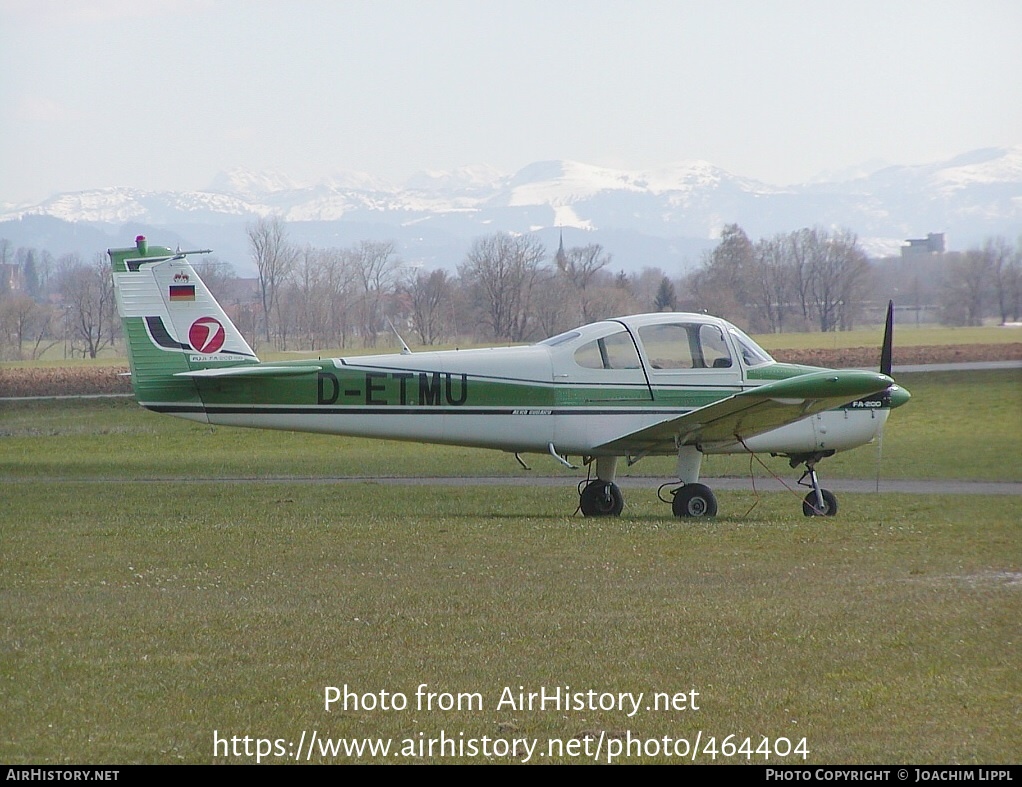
[699, 324, 733, 368]
[638, 322, 735, 370]
[603, 331, 641, 369]
[637, 324, 692, 368]
[573, 330, 641, 370]
[638, 324, 693, 368]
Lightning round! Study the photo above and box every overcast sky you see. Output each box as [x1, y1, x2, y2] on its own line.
[2, 0, 1020, 204]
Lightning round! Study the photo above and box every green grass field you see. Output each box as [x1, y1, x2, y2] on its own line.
[753, 324, 1022, 351]
[1, 368, 1020, 764]
[2, 485, 1018, 764]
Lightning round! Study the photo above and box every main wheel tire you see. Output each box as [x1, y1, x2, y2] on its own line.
[671, 483, 718, 518]
[579, 481, 624, 517]
[802, 489, 838, 517]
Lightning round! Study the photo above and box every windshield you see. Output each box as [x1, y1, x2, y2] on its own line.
[728, 327, 773, 367]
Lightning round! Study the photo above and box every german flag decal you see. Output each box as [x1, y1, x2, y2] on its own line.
[169, 284, 195, 301]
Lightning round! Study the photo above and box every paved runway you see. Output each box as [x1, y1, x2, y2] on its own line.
[344, 476, 1022, 496]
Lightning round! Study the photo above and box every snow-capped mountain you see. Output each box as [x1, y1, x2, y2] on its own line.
[206, 168, 304, 201]
[404, 164, 505, 194]
[2, 146, 1020, 274]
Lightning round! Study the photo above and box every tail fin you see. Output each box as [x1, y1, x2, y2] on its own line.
[110, 235, 258, 412]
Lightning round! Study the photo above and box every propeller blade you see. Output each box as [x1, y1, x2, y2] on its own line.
[880, 300, 894, 377]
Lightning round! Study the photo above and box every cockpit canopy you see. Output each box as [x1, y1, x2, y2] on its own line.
[537, 313, 773, 378]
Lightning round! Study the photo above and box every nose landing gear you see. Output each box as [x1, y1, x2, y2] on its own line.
[792, 453, 838, 517]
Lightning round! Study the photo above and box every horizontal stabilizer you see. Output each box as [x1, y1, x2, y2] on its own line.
[174, 365, 322, 379]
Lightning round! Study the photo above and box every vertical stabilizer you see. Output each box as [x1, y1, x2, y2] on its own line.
[109, 236, 258, 416]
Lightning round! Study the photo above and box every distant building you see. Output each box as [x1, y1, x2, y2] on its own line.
[0, 262, 22, 292]
[900, 232, 945, 257]
[555, 229, 567, 269]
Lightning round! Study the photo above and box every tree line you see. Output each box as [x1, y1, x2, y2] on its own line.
[239, 216, 655, 351]
[2, 221, 1020, 361]
[238, 218, 1022, 346]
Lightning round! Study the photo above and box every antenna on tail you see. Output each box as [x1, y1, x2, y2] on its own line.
[386, 317, 413, 355]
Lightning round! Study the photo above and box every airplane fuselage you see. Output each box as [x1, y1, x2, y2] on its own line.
[147, 316, 900, 459]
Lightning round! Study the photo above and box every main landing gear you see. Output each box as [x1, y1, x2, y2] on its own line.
[578, 456, 625, 516]
[576, 448, 841, 518]
[577, 448, 722, 519]
[663, 445, 717, 518]
[669, 483, 718, 517]
[579, 479, 624, 516]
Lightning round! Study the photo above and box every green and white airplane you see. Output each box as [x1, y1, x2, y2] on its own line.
[110, 236, 910, 518]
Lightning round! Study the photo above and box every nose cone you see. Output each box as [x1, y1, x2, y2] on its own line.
[888, 384, 911, 408]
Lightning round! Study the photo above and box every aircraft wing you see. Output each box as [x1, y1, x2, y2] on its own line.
[595, 370, 894, 454]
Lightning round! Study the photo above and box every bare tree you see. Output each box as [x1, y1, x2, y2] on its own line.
[459, 233, 547, 342]
[247, 216, 296, 345]
[407, 268, 453, 345]
[940, 250, 990, 326]
[684, 225, 870, 332]
[191, 256, 237, 304]
[632, 267, 672, 311]
[531, 268, 575, 338]
[321, 248, 357, 348]
[281, 245, 324, 350]
[689, 224, 755, 322]
[350, 241, 402, 347]
[985, 237, 1015, 325]
[556, 243, 612, 323]
[581, 276, 642, 323]
[805, 229, 871, 332]
[787, 227, 818, 326]
[0, 294, 56, 360]
[1008, 238, 1022, 322]
[0, 238, 13, 296]
[58, 253, 117, 358]
[748, 235, 796, 333]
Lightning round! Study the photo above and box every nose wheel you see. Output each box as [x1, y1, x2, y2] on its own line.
[802, 488, 838, 517]
[796, 456, 838, 517]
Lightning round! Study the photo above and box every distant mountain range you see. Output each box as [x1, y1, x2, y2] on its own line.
[2, 146, 1020, 276]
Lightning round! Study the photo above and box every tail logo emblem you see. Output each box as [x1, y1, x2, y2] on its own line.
[188, 317, 226, 354]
